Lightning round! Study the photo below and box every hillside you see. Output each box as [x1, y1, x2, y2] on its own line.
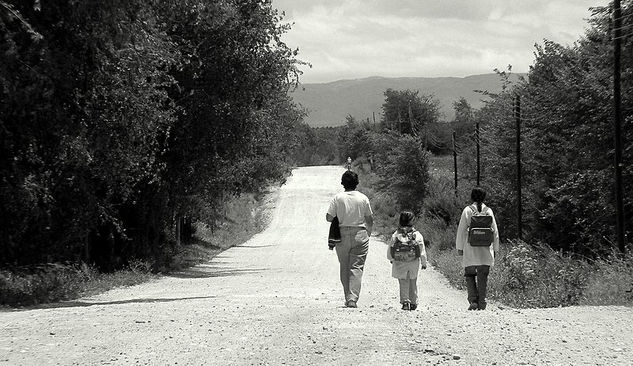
[290, 73, 524, 127]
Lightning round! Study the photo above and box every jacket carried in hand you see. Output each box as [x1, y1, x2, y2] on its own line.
[387, 227, 427, 279]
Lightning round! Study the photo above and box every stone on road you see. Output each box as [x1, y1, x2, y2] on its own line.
[1, 166, 632, 365]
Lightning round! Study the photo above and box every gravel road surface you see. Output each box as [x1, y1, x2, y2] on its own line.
[1, 166, 632, 365]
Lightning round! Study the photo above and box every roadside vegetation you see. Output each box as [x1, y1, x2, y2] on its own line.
[0, 189, 277, 306]
[1, 1, 304, 306]
[2, 1, 632, 308]
[314, 2, 633, 308]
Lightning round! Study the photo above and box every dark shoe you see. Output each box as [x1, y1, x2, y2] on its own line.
[477, 302, 487, 310]
[468, 302, 479, 311]
[409, 303, 417, 311]
[345, 300, 357, 308]
[401, 301, 411, 310]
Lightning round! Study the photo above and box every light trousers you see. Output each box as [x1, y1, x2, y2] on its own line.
[398, 278, 418, 304]
[335, 227, 369, 302]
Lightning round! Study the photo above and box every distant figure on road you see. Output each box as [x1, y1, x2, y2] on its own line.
[455, 187, 500, 310]
[345, 156, 352, 171]
[326, 171, 374, 308]
[387, 211, 427, 311]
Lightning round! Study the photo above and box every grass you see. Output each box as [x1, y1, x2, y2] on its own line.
[360, 155, 633, 308]
[0, 261, 154, 308]
[0, 187, 280, 308]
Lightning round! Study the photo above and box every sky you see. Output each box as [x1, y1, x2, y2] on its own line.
[272, 0, 611, 83]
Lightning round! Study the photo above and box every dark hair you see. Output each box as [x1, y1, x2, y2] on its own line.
[341, 171, 359, 190]
[399, 211, 415, 227]
[471, 187, 487, 212]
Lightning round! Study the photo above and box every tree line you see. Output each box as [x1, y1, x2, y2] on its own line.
[0, 0, 305, 269]
[467, 3, 632, 257]
[302, 2, 632, 258]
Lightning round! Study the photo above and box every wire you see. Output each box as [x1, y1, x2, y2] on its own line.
[613, 23, 633, 32]
[614, 31, 633, 39]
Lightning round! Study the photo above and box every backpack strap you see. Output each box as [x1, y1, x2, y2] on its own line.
[470, 204, 489, 215]
[408, 230, 418, 241]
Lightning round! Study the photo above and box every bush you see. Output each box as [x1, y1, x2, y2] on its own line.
[426, 245, 463, 289]
[0, 263, 97, 306]
[354, 169, 399, 239]
[365, 154, 633, 308]
[372, 134, 430, 212]
[582, 251, 633, 306]
[490, 241, 591, 308]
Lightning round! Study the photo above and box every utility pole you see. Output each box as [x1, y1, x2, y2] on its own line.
[476, 120, 481, 186]
[515, 94, 523, 240]
[424, 124, 429, 151]
[408, 101, 414, 135]
[613, 0, 626, 253]
[372, 111, 376, 124]
[453, 131, 458, 195]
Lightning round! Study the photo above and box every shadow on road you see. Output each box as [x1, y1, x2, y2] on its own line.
[167, 267, 268, 279]
[234, 244, 276, 248]
[5, 295, 219, 311]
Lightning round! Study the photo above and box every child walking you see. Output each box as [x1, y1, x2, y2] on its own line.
[388, 211, 427, 310]
[455, 187, 500, 310]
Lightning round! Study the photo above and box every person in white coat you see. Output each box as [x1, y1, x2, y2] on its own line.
[455, 187, 500, 310]
[387, 211, 427, 310]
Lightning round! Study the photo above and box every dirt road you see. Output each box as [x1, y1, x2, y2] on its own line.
[1, 166, 632, 365]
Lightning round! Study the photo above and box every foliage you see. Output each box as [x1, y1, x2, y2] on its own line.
[470, 2, 633, 257]
[0, 262, 154, 306]
[292, 125, 345, 166]
[381, 89, 440, 135]
[370, 133, 430, 211]
[404, 159, 633, 308]
[582, 250, 633, 305]
[0, 186, 276, 306]
[0, 0, 305, 270]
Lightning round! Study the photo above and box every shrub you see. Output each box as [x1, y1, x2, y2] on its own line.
[426, 245, 463, 289]
[489, 241, 592, 308]
[373, 134, 430, 212]
[0, 263, 97, 306]
[582, 250, 633, 306]
[365, 155, 633, 308]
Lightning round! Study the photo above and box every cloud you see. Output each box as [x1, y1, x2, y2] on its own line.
[273, 0, 609, 83]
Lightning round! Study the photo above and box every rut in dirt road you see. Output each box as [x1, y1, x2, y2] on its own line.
[1, 166, 632, 365]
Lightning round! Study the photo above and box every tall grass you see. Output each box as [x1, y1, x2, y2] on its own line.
[0, 189, 278, 307]
[362, 155, 633, 308]
[0, 261, 154, 307]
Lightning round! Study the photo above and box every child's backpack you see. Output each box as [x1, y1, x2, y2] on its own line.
[468, 205, 493, 247]
[391, 229, 421, 262]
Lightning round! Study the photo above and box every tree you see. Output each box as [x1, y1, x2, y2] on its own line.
[475, 2, 633, 256]
[0, 0, 307, 269]
[0, 0, 178, 267]
[380, 89, 441, 138]
[453, 97, 474, 125]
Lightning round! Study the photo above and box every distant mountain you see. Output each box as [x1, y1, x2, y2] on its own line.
[290, 73, 525, 127]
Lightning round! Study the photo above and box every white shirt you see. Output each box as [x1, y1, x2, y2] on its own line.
[327, 191, 373, 227]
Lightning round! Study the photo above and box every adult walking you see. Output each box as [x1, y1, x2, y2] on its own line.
[326, 170, 374, 308]
[455, 187, 500, 310]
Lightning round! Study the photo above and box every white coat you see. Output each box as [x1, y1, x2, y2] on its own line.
[455, 203, 500, 267]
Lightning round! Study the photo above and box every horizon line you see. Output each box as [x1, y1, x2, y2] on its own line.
[298, 72, 528, 85]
